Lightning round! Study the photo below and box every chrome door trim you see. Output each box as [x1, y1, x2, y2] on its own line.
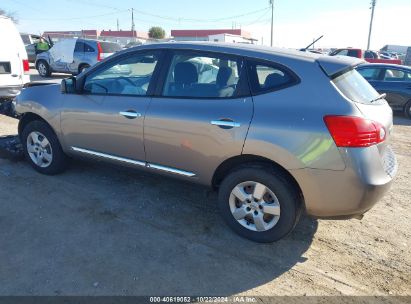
[210, 120, 241, 128]
[119, 111, 142, 118]
[147, 163, 196, 177]
[71, 147, 196, 177]
[71, 147, 146, 167]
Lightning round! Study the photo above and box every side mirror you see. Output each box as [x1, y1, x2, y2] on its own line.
[61, 77, 76, 94]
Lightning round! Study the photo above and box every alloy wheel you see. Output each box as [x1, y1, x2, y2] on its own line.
[38, 63, 47, 76]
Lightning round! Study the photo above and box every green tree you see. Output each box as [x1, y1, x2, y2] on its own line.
[0, 8, 18, 23]
[148, 26, 166, 39]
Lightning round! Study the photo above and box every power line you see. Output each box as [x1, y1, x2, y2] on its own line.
[63, 0, 271, 24]
[132, 7, 271, 23]
[20, 9, 129, 21]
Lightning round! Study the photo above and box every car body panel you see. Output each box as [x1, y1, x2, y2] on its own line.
[144, 96, 253, 184]
[60, 94, 150, 163]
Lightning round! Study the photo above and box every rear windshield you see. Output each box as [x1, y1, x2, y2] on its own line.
[332, 69, 381, 105]
[99, 42, 122, 53]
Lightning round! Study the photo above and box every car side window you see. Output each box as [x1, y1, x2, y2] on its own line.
[335, 50, 349, 56]
[84, 43, 95, 52]
[247, 60, 298, 94]
[358, 68, 381, 81]
[83, 52, 160, 96]
[162, 52, 243, 98]
[74, 42, 85, 53]
[383, 69, 406, 81]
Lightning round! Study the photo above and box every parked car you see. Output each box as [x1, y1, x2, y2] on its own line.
[357, 63, 411, 118]
[36, 38, 122, 77]
[14, 43, 397, 243]
[0, 15, 30, 98]
[330, 48, 402, 64]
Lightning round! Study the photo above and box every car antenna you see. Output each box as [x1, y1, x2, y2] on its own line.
[300, 35, 324, 51]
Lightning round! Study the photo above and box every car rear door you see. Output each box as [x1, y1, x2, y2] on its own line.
[143, 50, 253, 184]
[68, 41, 86, 73]
[60, 50, 164, 165]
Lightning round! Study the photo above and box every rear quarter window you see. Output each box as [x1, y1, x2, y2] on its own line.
[247, 60, 299, 95]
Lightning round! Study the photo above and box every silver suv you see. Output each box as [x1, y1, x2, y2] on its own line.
[14, 43, 397, 242]
[36, 39, 122, 77]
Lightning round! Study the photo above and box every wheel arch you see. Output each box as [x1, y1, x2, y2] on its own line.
[18, 112, 58, 140]
[212, 154, 304, 203]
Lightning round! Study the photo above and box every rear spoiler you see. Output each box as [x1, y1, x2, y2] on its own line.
[316, 56, 364, 78]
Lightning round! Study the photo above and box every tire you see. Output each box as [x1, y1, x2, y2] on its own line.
[21, 120, 68, 175]
[404, 101, 411, 119]
[36, 60, 51, 77]
[78, 64, 90, 74]
[218, 165, 302, 243]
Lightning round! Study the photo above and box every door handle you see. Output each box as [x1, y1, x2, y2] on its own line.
[211, 120, 241, 128]
[119, 111, 142, 119]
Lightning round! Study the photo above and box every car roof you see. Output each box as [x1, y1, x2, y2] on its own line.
[134, 41, 323, 61]
[123, 42, 363, 77]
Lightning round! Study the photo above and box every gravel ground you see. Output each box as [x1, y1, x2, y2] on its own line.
[0, 112, 410, 297]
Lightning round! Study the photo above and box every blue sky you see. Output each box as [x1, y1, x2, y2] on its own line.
[3, 0, 411, 49]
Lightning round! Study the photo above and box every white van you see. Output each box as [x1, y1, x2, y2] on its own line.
[0, 15, 30, 98]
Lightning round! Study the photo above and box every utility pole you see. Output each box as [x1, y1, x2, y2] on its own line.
[116, 19, 119, 31]
[367, 0, 376, 50]
[131, 8, 136, 42]
[270, 0, 274, 47]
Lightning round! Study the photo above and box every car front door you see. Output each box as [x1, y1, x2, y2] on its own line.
[143, 50, 253, 183]
[60, 50, 163, 165]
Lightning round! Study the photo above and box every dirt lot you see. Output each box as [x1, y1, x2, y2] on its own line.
[0, 109, 410, 296]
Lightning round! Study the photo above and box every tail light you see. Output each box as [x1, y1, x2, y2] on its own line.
[22, 59, 30, 73]
[324, 115, 386, 147]
[97, 42, 103, 61]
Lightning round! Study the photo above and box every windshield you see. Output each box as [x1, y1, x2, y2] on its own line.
[332, 69, 382, 105]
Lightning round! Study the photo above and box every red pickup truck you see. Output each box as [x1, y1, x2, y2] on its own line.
[330, 48, 402, 65]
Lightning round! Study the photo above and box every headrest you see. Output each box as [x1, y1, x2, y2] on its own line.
[217, 66, 235, 87]
[264, 72, 289, 88]
[174, 62, 198, 85]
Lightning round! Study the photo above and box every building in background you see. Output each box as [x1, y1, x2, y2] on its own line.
[100, 30, 149, 45]
[171, 29, 257, 44]
[380, 45, 409, 54]
[42, 28, 258, 46]
[42, 29, 149, 46]
[43, 30, 99, 41]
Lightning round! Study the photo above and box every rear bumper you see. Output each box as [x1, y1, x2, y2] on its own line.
[0, 85, 23, 98]
[290, 145, 397, 218]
